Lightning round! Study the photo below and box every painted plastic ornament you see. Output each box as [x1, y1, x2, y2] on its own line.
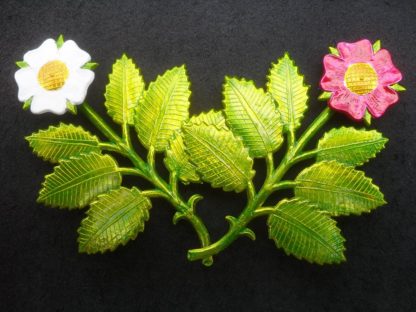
[17, 36, 405, 266]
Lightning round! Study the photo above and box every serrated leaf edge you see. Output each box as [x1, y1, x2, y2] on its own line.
[295, 160, 387, 216]
[25, 122, 101, 163]
[267, 198, 346, 265]
[316, 127, 388, 166]
[78, 186, 151, 254]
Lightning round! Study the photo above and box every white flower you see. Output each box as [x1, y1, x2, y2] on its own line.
[15, 38, 95, 115]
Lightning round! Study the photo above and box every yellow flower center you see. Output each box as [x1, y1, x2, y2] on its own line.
[344, 63, 378, 95]
[38, 60, 69, 90]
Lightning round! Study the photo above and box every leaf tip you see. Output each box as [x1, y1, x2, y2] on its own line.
[372, 39, 381, 53]
[56, 34, 64, 48]
[318, 91, 332, 101]
[16, 60, 29, 69]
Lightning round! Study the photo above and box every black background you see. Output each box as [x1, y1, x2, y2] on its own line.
[1, 0, 416, 311]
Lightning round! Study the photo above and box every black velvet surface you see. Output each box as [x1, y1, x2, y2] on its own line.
[1, 0, 416, 311]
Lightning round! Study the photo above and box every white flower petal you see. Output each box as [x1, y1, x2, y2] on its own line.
[61, 69, 95, 104]
[15, 68, 40, 101]
[23, 39, 58, 68]
[30, 91, 67, 115]
[58, 40, 91, 68]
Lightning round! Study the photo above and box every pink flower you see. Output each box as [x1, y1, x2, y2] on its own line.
[320, 39, 402, 120]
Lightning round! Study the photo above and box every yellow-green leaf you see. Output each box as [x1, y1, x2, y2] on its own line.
[56, 34, 64, 48]
[268, 198, 345, 264]
[105, 55, 144, 125]
[78, 187, 151, 254]
[183, 111, 254, 192]
[136, 65, 190, 151]
[164, 131, 200, 184]
[316, 127, 388, 166]
[26, 123, 101, 163]
[267, 53, 309, 131]
[38, 153, 121, 209]
[223, 77, 283, 157]
[390, 83, 406, 92]
[329, 46, 340, 56]
[189, 109, 228, 130]
[295, 161, 386, 216]
[372, 40, 381, 53]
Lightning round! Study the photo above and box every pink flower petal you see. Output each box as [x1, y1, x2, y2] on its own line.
[320, 55, 347, 91]
[329, 89, 366, 120]
[364, 86, 398, 118]
[337, 39, 373, 63]
[371, 49, 402, 86]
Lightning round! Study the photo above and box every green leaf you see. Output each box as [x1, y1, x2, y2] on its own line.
[78, 187, 151, 254]
[267, 53, 309, 131]
[372, 40, 381, 53]
[390, 83, 406, 92]
[26, 123, 101, 163]
[183, 111, 254, 192]
[56, 34, 64, 48]
[328, 46, 340, 56]
[66, 101, 77, 115]
[38, 153, 121, 209]
[82, 62, 99, 70]
[164, 131, 200, 184]
[136, 65, 190, 151]
[363, 110, 372, 126]
[318, 91, 332, 101]
[223, 77, 283, 157]
[316, 127, 388, 166]
[22, 97, 32, 110]
[16, 61, 29, 68]
[105, 54, 144, 125]
[189, 109, 228, 130]
[295, 161, 386, 216]
[268, 198, 345, 264]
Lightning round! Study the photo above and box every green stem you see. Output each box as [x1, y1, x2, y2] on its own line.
[287, 126, 295, 150]
[292, 149, 318, 164]
[271, 180, 297, 191]
[170, 171, 178, 196]
[253, 207, 276, 218]
[141, 189, 170, 200]
[79, 103, 123, 145]
[147, 146, 156, 169]
[117, 167, 144, 176]
[187, 107, 333, 262]
[98, 142, 121, 153]
[122, 122, 132, 149]
[265, 153, 274, 181]
[79, 102, 213, 266]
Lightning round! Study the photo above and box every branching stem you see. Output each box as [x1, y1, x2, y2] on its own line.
[187, 107, 333, 262]
[79, 102, 213, 266]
